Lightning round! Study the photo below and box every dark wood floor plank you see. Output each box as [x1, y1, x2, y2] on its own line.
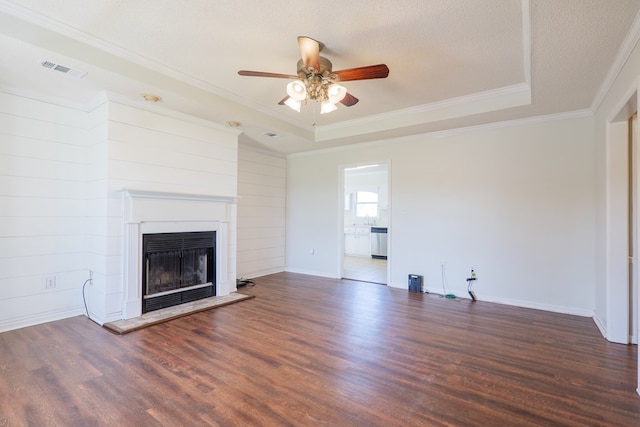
[0, 272, 639, 426]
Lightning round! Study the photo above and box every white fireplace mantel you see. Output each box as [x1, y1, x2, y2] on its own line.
[121, 190, 235, 320]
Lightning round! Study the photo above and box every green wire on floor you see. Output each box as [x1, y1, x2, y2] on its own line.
[441, 264, 456, 299]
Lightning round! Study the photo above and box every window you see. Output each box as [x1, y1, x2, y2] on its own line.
[356, 191, 378, 218]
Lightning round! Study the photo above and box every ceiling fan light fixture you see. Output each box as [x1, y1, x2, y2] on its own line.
[320, 101, 338, 114]
[238, 37, 388, 115]
[327, 84, 347, 104]
[284, 97, 301, 112]
[287, 80, 307, 101]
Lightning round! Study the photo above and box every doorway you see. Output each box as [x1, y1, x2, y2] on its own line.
[607, 99, 639, 345]
[341, 163, 389, 284]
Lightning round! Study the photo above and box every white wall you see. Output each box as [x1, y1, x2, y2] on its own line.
[236, 145, 286, 278]
[287, 115, 596, 316]
[0, 92, 91, 332]
[0, 93, 240, 330]
[85, 100, 239, 324]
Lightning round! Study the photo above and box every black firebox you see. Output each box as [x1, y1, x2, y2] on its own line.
[142, 231, 215, 313]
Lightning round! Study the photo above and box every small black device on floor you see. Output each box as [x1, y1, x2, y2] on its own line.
[408, 274, 423, 292]
[466, 276, 477, 301]
[237, 278, 255, 288]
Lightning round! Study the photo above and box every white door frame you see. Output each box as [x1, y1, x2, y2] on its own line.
[605, 89, 639, 395]
[339, 162, 391, 285]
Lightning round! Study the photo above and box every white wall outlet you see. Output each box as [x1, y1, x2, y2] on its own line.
[45, 276, 56, 289]
[310, 248, 315, 255]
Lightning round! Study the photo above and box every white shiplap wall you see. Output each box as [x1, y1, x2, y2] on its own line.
[0, 93, 241, 330]
[0, 92, 92, 331]
[85, 101, 240, 324]
[84, 100, 112, 323]
[106, 102, 238, 196]
[237, 145, 286, 278]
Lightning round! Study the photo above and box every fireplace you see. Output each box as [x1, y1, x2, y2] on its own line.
[142, 231, 216, 313]
[119, 190, 235, 322]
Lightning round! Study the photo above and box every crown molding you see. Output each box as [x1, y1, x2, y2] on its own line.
[591, 6, 640, 113]
[314, 83, 531, 142]
[289, 108, 592, 158]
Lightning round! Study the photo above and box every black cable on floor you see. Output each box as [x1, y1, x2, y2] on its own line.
[237, 279, 255, 288]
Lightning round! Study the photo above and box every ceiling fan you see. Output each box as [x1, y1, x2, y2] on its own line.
[238, 36, 389, 114]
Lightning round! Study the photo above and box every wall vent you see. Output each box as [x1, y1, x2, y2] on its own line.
[39, 59, 87, 79]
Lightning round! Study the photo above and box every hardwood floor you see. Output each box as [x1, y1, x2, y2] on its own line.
[1, 272, 639, 426]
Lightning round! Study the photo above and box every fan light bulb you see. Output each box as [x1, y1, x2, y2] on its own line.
[284, 97, 301, 112]
[327, 84, 347, 104]
[287, 80, 307, 101]
[320, 101, 338, 114]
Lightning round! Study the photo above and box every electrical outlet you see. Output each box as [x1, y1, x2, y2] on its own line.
[45, 276, 56, 289]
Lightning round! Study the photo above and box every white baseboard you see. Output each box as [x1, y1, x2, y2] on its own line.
[398, 284, 595, 318]
[592, 313, 607, 339]
[473, 294, 594, 317]
[239, 268, 286, 280]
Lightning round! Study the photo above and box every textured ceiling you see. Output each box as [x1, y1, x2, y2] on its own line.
[0, 0, 639, 154]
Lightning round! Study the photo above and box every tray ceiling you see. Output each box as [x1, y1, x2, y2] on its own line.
[0, 0, 639, 154]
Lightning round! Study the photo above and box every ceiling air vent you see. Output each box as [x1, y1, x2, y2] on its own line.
[39, 59, 87, 79]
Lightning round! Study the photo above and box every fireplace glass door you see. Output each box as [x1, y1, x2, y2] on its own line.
[142, 231, 215, 312]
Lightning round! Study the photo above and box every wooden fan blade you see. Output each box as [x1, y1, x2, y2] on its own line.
[340, 92, 359, 107]
[297, 36, 321, 71]
[278, 95, 290, 105]
[238, 70, 297, 79]
[333, 64, 390, 81]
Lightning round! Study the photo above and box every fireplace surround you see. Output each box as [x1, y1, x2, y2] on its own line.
[121, 190, 235, 320]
